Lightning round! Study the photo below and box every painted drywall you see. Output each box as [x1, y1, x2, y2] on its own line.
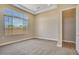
[76, 5, 79, 53]
[0, 4, 77, 47]
[0, 4, 35, 44]
[63, 8, 76, 43]
[35, 9, 60, 41]
[35, 4, 76, 42]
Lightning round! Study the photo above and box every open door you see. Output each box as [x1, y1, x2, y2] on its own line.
[62, 8, 76, 49]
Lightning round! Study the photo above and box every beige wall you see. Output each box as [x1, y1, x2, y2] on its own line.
[0, 4, 77, 47]
[35, 9, 60, 41]
[35, 4, 76, 42]
[0, 4, 35, 44]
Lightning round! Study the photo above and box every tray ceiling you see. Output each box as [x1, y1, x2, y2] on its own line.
[13, 4, 58, 15]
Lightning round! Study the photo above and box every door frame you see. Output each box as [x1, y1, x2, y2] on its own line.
[57, 6, 76, 47]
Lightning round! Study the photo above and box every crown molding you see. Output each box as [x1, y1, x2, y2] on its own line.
[35, 5, 57, 14]
[12, 4, 58, 15]
[12, 4, 35, 14]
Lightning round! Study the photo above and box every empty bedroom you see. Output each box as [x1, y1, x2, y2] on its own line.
[0, 4, 79, 55]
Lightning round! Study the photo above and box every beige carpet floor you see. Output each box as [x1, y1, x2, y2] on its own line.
[0, 39, 77, 55]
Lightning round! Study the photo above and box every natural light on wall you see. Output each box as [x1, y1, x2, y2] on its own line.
[3, 8, 28, 35]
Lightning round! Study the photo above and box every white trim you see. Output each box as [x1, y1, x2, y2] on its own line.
[57, 10, 63, 47]
[0, 37, 58, 47]
[76, 49, 79, 54]
[61, 6, 76, 11]
[36, 37, 57, 41]
[12, 4, 35, 14]
[59, 6, 76, 47]
[63, 40, 75, 43]
[57, 44, 62, 47]
[36, 37, 58, 47]
[0, 37, 33, 46]
[76, 5, 79, 54]
[12, 4, 58, 15]
[35, 5, 57, 14]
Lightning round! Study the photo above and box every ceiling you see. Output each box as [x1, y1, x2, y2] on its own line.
[13, 4, 58, 15]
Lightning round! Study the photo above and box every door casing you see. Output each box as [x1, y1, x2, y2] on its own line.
[57, 6, 76, 47]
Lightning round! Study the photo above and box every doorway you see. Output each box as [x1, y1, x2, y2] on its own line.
[62, 8, 76, 49]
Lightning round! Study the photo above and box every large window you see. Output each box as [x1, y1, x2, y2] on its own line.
[3, 9, 28, 35]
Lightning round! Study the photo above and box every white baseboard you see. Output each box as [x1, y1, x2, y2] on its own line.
[76, 48, 79, 54]
[0, 36, 57, 46]
[36, 37, 57, 41]
[0, 37, 33, 46]
[36, 37, 59, 47]
[63, 40, 75, 43]
[1, 36, 75, 48]
[57, 44, 62, 47]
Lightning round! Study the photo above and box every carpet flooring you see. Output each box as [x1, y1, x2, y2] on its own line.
[0, 39, 77, 55]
